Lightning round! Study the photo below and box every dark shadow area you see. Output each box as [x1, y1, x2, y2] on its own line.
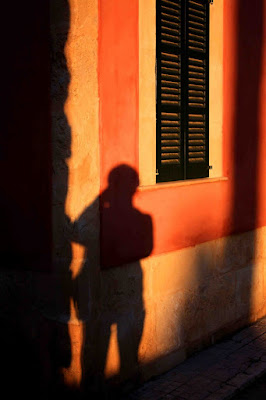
[0, 0, 53, 398]
[0, 1, 72, 398]
[223, 0, 264, 327]
[231, 372, 266, 400]
[0, 1, 52, 270]
[230, 0, 263, 235]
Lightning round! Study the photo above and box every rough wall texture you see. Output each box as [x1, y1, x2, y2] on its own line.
[51, 0, 100, 273]
[48, 0, 100, 387]
[138, 227, 266, 379]
[57, 228, 266, 388]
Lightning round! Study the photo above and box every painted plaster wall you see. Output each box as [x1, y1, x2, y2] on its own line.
[26, 0, 266, 391]
[51, 0, 100, 271]
[95, 0, 266, 388]
[55, 229, 266, 387]
[137, 227, 266, 379]
[96, 227, 266, 383]
[48, 0, 266, 390]
[49, 0, 100, 386]
[99, 0, 266, 263]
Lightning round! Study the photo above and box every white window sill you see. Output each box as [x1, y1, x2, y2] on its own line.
[138, 176, 228, 192]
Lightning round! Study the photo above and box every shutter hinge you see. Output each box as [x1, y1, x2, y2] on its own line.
[156, 169, 159, 176]
[208, 0, 214, 4]
[208, 165, 213, 170]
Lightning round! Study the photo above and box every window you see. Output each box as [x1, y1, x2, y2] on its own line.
[156, 0, 210, 182]
[139, 0, 223, 187]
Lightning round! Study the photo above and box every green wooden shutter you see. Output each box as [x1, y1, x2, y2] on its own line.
[185, 0, 209, 179]
[156, 0, 183, 183]
[156, 0, 209, 182]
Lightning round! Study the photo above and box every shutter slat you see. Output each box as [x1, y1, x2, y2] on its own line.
[162, 0, 181, 10]
[161, 19, 181, 30]
[189, 0, 205, 10]
[161, 12, 181, 23]
[162, 5, 181, 17]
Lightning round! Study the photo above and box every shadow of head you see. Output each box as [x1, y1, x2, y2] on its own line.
[101, 164, 153, 268]
[106, 164, 139, 205]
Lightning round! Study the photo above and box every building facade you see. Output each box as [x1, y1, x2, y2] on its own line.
[1, 0, 266, 396]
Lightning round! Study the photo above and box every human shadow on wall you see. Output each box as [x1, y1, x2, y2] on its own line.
[67, 165, 153, 398]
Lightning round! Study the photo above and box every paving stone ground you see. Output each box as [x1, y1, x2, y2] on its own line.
[231, 372, 266, 399]
[123, 317, 266, 400]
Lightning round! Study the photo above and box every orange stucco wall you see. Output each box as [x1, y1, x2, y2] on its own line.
[99, 0, 266, 265]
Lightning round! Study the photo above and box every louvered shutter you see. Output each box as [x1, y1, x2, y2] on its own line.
[156, 0, 183, 182]
[185, 0, 209, 179]
[156, 0, 209, 182]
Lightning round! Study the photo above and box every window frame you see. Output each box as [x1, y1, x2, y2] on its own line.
[139, 0, 223, 187]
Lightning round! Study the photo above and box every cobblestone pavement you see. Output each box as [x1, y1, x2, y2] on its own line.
[124, 317, 266, 400]
[231, 372, 266, 399]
